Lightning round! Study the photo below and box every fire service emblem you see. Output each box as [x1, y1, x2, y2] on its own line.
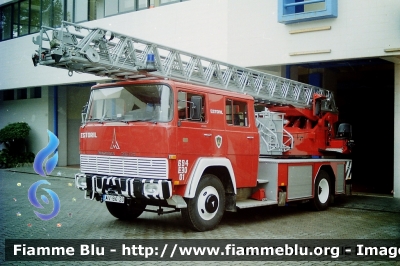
[215, 135, 222, 148]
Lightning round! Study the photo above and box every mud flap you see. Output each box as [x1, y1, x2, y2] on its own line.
[225, 194, 237, 212]
[346, 184, 352, 195]
[278, 191, 286, 206]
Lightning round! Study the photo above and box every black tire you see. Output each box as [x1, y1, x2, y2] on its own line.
[106, 200, 146, 220]
[181, 174, 225, 231]
[313, 170, 331, 211]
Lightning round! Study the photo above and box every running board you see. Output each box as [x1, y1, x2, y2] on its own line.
[236, 199, 278, 209]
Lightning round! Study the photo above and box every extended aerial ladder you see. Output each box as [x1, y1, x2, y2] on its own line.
[32, 21, 336, 112]
[32, 21, 353, 156]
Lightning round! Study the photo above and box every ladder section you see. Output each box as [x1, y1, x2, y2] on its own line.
[255, 111, 293, 155]
[32, 21, 336, 110]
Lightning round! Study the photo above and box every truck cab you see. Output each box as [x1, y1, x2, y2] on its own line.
[76, 78, 259, 231]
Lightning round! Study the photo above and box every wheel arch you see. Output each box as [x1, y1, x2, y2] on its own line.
[184, 157, 236, 198]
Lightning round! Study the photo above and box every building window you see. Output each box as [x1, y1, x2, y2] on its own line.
[30, 87, 42, 98]
[105, 0, 135, 17]
[1, 0, 65, 41]
[0, 0, 189, 42]
[105, 0, 119, 16]
[19, 0, 29, 36]
[66, 0, 73, 22]
[30, 0, 41, 33]
[3, 90, 14, 101]
[278, 0, 338, 24]
[42, 0, 65, 28]
[138, 0, 149, 9]
[160, 0, 180, 5]
[16, 88, 27, 100]
[0, 5, 12, 41]
[74, 1, 88, 22]
[119, 0, 135, 13]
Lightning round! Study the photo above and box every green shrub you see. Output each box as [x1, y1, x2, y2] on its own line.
[0, 122, 35, 168]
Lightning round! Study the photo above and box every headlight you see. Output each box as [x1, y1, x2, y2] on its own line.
[144, 183, 159, 194]
[75, 174, 87, 189]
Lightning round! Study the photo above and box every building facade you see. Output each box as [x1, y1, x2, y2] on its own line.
[0, 0, 399, 197]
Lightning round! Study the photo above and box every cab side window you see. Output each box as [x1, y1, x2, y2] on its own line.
[226, 99, 248, 126]
[178, 91, 206, 122]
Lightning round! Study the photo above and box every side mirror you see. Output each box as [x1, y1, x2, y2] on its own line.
[81, 102, 88, 124]
[312, 93, 326, 117]
[190, 96, 202, 120]
[314, 98, 321, 117]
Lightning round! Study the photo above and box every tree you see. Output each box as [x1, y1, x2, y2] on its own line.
[0, 122, 35, 168]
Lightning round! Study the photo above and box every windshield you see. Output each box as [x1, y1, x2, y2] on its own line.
[86, 84, 173, 122]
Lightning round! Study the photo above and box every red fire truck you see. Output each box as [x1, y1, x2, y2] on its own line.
[32, 22, 353, 231]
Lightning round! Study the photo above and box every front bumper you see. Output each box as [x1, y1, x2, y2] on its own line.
[75, 173, 172, 200]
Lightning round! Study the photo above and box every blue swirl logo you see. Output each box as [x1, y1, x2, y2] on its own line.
[28, 180, 61, 220]
[29, 130, 60, 220]
[33, 130, 59, 176]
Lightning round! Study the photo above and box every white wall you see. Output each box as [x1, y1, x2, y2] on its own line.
[0, 0, 229, 90]
[1, 0, 399, 90]
[0, 87, 50, 155]
[91, 0, 229, 60]
[0, 34, 108, 90]
[226, 0, 400, 66]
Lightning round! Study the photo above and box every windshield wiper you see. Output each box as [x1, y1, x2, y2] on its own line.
[86, 118, 118, 123]
[122, 118, 155, 123]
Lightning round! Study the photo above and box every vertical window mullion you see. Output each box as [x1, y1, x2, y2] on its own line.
[28, 0, 31, 34]
[11, 4, 14, 39]
[15, 2, 20, 37]
[295, 0, 304, 13]
[0, 8, 3, 41]
[51, 0, 54, 27]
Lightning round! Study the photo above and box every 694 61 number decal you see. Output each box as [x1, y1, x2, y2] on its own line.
[178, 159, 189, 180]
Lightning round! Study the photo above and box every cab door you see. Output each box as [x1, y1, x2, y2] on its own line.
[224, 97, 258, 187]
[176, 89, 214, 182]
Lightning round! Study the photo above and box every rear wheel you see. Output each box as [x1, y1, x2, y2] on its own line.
[106, 200, 146, 220]
[182, 174, 225, 231]
[313, 170, 331, 211]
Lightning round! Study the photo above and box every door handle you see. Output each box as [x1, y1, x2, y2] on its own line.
[247, 136, 254, 139]
[204, 133, 212, 137]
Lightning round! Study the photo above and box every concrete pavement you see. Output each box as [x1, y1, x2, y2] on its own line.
[1, 166, 399, 266]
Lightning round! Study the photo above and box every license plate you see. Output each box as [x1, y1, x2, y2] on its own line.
[103, 195, 125, 203]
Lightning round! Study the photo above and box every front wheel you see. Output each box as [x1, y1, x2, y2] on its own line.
[106, 200, 146, 220]
[313, 170, 331, 211]
[181, 174, 225, 231]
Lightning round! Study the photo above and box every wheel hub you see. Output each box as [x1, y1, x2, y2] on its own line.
[318, 179, 329, 203]
[197, 185, 220, 220]
[205, 194, 218, 213]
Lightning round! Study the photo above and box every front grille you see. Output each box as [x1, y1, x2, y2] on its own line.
[80, 155, 168, 179]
